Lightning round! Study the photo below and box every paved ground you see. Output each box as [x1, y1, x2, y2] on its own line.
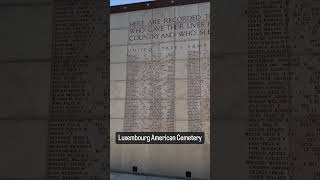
[110, 172, 186, 180]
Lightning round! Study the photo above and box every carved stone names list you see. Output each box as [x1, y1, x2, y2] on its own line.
[48, 0, 109, 180]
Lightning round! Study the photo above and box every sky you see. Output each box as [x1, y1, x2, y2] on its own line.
[110, 0, 154, 6]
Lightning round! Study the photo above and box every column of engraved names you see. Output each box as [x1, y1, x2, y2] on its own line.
[124, 59, 175, 131]
[199, 57, 210, 143]
[49, 60, 93, 179]
[148, 57, 175, 131]
[288, 0, 320, 179]
[187, 10, 210, 143]
[199, 13, 210, 143]
[187, 51, 202, 133]
[247, 0, 291, 179]
[124, 23, 175, 132]
[49, 0, 108, 179]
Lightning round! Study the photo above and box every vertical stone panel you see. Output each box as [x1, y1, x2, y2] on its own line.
[110, 2, 210, 179]
[48, 0, 109, 179]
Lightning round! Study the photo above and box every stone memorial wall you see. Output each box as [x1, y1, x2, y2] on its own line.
[0, 0, 109, 179]
[0, 0, 53, 178]
[48, 0, 109, 180]
[212, 0, 320, 179]
[110, 2, 210, 179]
